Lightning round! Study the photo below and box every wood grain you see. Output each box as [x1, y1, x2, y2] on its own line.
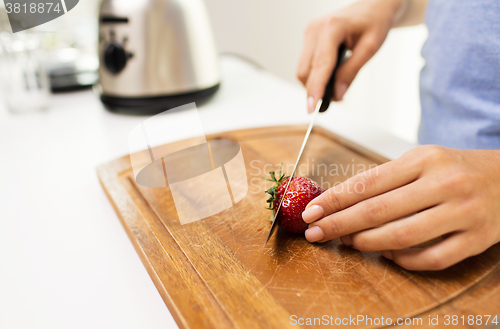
[98, 125, 500, 329]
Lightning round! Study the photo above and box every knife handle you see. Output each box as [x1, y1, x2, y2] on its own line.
[319, 44, 348, 113]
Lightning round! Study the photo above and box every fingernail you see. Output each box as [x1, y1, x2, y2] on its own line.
[340, 235, 352, 246]
[305, 226, 325, 243]
[302, 205, 324, 223]
[307, 96, 315, 113]
[335, 83, 348, 101]
[380, 250, 393, 260]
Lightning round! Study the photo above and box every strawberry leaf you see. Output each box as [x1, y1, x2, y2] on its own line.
[269, 171, 277, 182]
[262, 165, 290, 217]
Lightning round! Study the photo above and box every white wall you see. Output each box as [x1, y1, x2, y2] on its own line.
[205, 0, 428, 144]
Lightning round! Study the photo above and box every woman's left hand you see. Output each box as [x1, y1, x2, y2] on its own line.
[302, 145, 500, 271]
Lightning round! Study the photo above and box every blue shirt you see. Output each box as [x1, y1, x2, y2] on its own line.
[419, 0, 500, 149]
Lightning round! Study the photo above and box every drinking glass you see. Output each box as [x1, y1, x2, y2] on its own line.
[0, 31, 50, 114]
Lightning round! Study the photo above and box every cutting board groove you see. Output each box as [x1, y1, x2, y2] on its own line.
[98, 125, 500, 329]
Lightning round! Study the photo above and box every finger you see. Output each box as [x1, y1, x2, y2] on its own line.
[303, 153, 422, 223]
[305, 176, 440, 243]
[381, 233, 483, 271]
[297, 19, 322, 86]
[305, 19, 346, 107]
[350, 203, 464, 251]
[333, 33, 381, 101]
[340, 235, 352, 246]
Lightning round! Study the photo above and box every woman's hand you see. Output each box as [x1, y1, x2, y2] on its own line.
[302, 145, 500, 271]
[297, 0, 404, 112]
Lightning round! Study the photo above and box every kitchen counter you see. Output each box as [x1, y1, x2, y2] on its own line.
[0, 56, 414, 329]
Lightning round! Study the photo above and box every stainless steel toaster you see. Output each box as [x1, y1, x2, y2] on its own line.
[98, 0, 220, 114]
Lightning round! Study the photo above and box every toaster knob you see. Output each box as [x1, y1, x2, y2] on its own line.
[104, 42, 127, 74]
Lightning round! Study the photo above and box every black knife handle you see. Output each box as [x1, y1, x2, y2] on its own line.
[319, 44, 348, 113]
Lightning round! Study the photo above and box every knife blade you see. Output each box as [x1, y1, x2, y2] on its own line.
[264, 44, 347, 245]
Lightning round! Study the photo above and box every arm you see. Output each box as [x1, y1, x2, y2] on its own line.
[297, 0, 429, 112]
[302, 146, 500, 271]
[393, 0, 429, 27]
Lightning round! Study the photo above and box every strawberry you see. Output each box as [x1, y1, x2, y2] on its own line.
[264, 166, 324, 234]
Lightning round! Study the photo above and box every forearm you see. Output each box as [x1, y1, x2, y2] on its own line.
[392, 0, 429, 27]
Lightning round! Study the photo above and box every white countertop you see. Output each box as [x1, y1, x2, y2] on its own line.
[0, 56, 414, 329]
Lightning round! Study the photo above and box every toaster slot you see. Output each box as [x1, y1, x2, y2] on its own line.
[100, 16, 129, 24]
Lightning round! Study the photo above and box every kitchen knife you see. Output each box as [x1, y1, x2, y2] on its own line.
[264, 44, 347, 245]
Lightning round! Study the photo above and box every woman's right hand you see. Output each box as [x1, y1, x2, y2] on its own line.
[297, 0, 405, 113]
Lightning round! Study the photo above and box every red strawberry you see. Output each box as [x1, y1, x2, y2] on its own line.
[264, 166, 324, 234]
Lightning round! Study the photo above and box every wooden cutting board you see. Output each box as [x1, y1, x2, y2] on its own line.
[98, 125, 500, 329]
